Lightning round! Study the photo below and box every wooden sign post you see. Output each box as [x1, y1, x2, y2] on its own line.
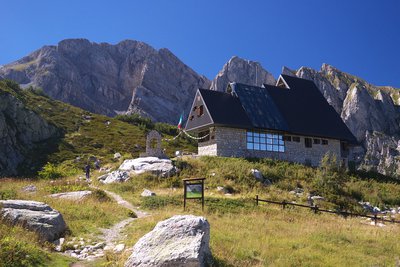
[183, 178, 205, 211]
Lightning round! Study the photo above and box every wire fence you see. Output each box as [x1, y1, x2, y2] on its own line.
[255, 195, 400, 225]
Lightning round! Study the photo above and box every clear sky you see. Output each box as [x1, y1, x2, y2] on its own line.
[1, 0, 399, 87]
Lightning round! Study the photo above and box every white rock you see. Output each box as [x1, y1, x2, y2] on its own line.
[114, 243, 125, 253]
[114, 152, 122, 159]
[141, 189, 156, 197]
[22, 184, 37, 192]
[119, 157, 176, 177]
[0, 200, 67, 242]
[49, 190, 92, 200]
[125, 215, 211, 267]
[98, 170, 130, 184]
[93, 242, 106, 249]
[311, 196, 325, 201]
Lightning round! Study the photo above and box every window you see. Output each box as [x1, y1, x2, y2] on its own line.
[283, 135, 292, 141]
[197, 105, 204, 117]
[313, 139, 321, 144]
[247, 131, 285, 152]
[322, 139, 328, 145]
[292, 136, 300, 142]
[305, 138, 312, 148]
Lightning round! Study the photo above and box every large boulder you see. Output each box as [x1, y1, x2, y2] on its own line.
[49, 190, 92, 200]
[125, 215, 211, 267]
[0, 200, 67, 241]
[119, 157, 176, 178]
[98, 170, 130, 184]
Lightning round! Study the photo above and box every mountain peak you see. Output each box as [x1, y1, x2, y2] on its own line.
[210, 56, 275, 91]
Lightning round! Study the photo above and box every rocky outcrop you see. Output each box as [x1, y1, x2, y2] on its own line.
[119, 157, 176, 177]
[99, 157, 176, 184]
[294, 64, 400, 177]
[125, 215, 211, 267]
[98, 170, 130, 184]
[49, 190, 92, 200]
[0, 86, 58, 176]
[0, 39, 210, 123]
[0, 200, 67, 241]
[210, 56, 275, 91]
[361, 131, 400, 177]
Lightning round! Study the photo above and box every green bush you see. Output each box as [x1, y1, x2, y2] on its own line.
[38, 163, 68, 179]
[0, 189, 17, 200]
[115, 114, 154, 130]
[0, 236, 46, 267]
[44, 180, 88, 194]
[91, 189, 111, 202]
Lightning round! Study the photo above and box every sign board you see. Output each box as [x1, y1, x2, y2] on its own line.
[183, 178, 205, 211]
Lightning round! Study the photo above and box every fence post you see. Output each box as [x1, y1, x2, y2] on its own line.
[282, 200, 286, 209]
[256, 195, 259, 206]
[314, 205, 319, 214]
[374, 214, 377, 225]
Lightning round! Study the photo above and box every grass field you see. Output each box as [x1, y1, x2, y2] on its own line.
[1, 80, 400, 266]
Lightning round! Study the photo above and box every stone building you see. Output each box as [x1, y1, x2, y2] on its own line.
[185, 74, 357, 166]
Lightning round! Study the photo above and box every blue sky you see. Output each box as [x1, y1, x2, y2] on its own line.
[1, 0, 399, 87]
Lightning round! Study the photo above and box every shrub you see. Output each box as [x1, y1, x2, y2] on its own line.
[38, 163, 67, 179]
[115, 114, 154, 130]
[0, 236, 46, 267]
[91, 189, 111, 202]
[0, 189, 17, 200]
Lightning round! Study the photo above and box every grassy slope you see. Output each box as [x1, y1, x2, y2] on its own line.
[2, 80, 400, 266]
[0, 80, 196, 175]
[96, 156, 400, 266]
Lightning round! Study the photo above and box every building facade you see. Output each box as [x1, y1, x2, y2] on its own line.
[185, 75, 356, 167]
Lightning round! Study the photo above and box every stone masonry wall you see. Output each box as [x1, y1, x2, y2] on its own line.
[198, 126, 343, 166]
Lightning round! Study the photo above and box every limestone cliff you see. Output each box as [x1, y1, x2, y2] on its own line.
[0, 82, 59, 176]
[294, 64, 400, 177]
[210, 56, 275, 91]
[0, 39, 210, 124]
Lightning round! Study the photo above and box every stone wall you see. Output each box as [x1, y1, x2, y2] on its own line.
[197, 126, 343, 166]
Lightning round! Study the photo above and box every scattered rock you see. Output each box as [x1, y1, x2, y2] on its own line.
[141, 189, 156, 197]
[216, 186, 224, 192]
[125, 215, 212, 267]
[49, 190, 92, 201]
[311, 195, 325, 201]
[289, 188, 304, 197]
[119, 157, 176, 178]
[22, 184, 37, 192]
[250, 169, 272, 186]
[0, 200, 67, 241]
[114, 243, 125, 253]
[53, 237, 65, 252]
[93, 242, 106, 249]
[114, 152, 122, 159]
[98, 170, 130, 184]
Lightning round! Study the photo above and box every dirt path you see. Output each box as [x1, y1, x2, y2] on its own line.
[67, 186, 149, 265]
[98, 189, 148, 245]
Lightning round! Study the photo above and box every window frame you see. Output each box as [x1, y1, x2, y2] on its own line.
[246, 130, 285, 153]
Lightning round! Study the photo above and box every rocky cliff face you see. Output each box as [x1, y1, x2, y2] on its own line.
[294, 64, 400, 177]
[210, 56, 275, 91]
[0, 84, 58, 176]
[0, 39, 210, 124]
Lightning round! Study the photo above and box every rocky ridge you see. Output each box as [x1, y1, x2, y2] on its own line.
[293, 64, 400, 177]
[0, 39, 210, 123]
[1, 38, 399, 177]
[210, 56, 276, 91]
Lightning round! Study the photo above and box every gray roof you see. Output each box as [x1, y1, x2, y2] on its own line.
[186, 75, 357, 143]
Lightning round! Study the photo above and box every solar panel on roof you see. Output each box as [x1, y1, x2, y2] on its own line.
[233, 84, 289, 131]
